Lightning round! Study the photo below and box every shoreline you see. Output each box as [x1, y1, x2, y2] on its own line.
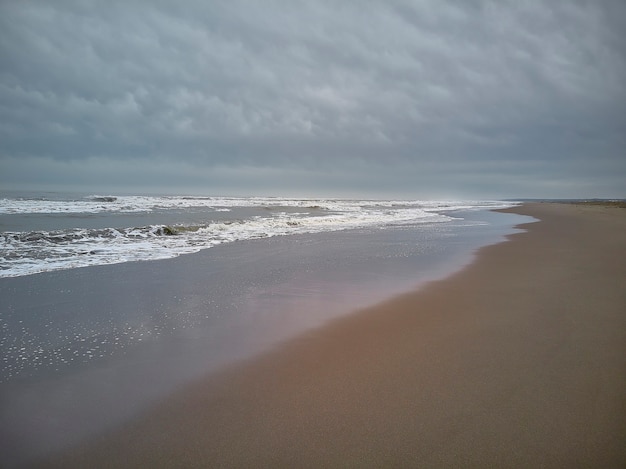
[32, 203, 626, 467]
[1, 207, 525, 467]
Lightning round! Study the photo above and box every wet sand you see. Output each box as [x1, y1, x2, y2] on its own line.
[38, 203, 626, 468]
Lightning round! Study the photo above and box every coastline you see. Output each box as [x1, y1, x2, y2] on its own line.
[30, 203, 626, 467]
[1, 206, 525, 467]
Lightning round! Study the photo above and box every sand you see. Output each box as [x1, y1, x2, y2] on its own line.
[37, 203, 626, 468]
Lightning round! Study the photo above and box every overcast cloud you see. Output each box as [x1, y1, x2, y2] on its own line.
[1, 0, 624, 198]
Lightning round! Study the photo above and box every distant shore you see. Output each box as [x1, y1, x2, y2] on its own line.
[38, 203, 626, 468]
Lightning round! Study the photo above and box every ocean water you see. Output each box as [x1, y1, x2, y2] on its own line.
[0, 191, 528, 467]
[0, 191, 514, 278]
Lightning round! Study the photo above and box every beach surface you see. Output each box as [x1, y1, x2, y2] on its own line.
[37, 203, 626, 468]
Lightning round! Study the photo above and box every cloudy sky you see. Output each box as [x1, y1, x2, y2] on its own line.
[1, 1, 624, 199]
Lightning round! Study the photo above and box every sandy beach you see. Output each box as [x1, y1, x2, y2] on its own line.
[37, 203, 626, 468]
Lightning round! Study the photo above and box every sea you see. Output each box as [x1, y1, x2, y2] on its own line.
[0, 190, 530, 466]
[1, 191, 517, 279]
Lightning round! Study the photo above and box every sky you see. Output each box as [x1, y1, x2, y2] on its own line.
[1, 1, 625, 199]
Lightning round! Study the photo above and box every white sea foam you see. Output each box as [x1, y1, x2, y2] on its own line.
[0, 195, 514, 215]
[0, 196, 518, 278]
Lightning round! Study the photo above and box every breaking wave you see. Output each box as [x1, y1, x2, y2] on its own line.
[0, 195, 518, 277]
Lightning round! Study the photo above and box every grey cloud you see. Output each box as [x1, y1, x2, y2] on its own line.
[0, 0, 624, 197]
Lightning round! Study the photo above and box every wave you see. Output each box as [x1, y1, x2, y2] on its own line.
[0, 197, 519, 277]
[0, 195, 514, 215]
[86, 195, 118, 202]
